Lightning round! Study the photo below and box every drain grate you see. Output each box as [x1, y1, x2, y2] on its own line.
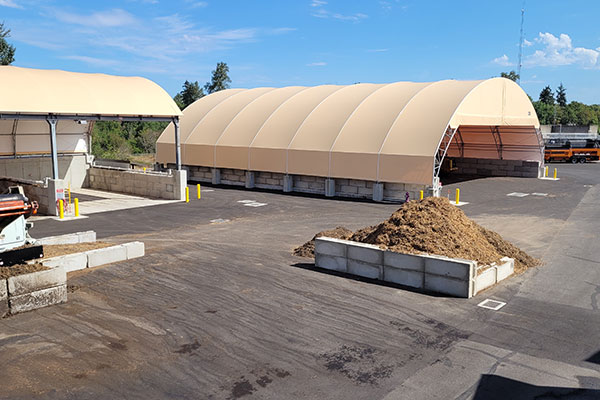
[477, 299, 506, 311]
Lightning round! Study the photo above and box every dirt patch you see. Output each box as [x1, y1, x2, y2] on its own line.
[295, 197, 540, 273]
[293, 227, 353, 257]
[42, 242, 113, 259]
[0, 263, 49, 279]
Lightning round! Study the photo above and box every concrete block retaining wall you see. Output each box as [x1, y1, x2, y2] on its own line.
[39, 230, 96, 245]
[173, 163, 429, 202]
[449, 158, 541, 178]
[88, 166, 186, 200]
[1, 265, 67, 315]
[314, 237, 514, 298]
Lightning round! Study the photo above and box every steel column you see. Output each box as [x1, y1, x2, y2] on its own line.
[173, 117, 181, 170]
[47, 117, 59, 179]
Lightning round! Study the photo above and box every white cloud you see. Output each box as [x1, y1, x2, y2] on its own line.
[0, 0, 21, 8]
[492, 54, 514, 67]
[523, 39, 533, 47]
[188, 1, 208, 8]
[62, 55, 119, 67]
[309, 0, 367, 22]
[525, 32, 599, 68]
[307, 61, 327, 66]
[54, 8, 138, 27]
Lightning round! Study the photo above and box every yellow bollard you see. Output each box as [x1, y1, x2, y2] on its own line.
[197, 183, 201, 199]
[74, 198, 79, 217]
[185, 186, 189, 203]
[553, 168, 557, 179]
[143, 167, 146, 173]
[455, 188, 460, 205]
[545, 166, 548, 177]
[419, 190, 423, 200]
[59, 199, 64, 219]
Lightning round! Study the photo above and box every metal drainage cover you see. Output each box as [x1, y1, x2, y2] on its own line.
[477, 299, 506, 311]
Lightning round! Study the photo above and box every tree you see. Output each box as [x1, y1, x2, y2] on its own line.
[500, 71, 519, 82]
[204, 62, 231, 94]
[173, 80, 204, 110]
[556, 83, 567, 107]
[0, 22, 16, 65]
[539, 86, 555, 105]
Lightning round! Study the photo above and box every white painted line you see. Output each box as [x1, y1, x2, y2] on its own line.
[507, 192, 529, 197]
[532, 193, 548, 197]
[238, 200, 256, 203]
[210, 218, 230, 224]
[450, 201, 469, 207]
[539, 177, 560, 181]
[51, 215, 90, 222]
[477, 299, 506, 311]
[202, 189, 214, 192]
[244, 202, 268, 207]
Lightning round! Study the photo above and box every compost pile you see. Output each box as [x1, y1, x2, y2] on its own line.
[294, 197, 539, 273]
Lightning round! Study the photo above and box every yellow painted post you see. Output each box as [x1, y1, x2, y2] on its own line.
[143, 167, 146, 173]
[197, 183, 201, 199]
[553, 168, 557, 179]
[455, 188, 460, 205]
[74, 198, 79, 217]
[545, 166, 548, 177]
[185, 187, 189, 203]
[419, 190, 423, 200]
[59, 199, 64, 219]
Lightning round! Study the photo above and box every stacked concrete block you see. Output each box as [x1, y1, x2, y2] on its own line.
[43, 253, 87, 273]
[0, 280, 7, 317]
[220, 168, 245, 186]
[87, 245, 128, 268]
[255, 171, 285, 190]
[7, 266, 67, 314]
[450, 158, 540, 178]
[88, 167, 185, 200]
[314, 237, 511, 298]
[39, 230, 96, 245]
[187, 166, 212, 182]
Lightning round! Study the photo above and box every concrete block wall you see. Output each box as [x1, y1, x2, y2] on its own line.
[187, 166, 212, 182]
[88, 166, 186, 200]
[335, 179, 374, 198]
[449, 158, 541, 178]
[220, 168, 246, 186]
[255, 171, 285, 190]
[293, 175, 326, 194]
[3, 266, 67, 314]
[0, 154, 90, 189]
[315, 237, 516, 298]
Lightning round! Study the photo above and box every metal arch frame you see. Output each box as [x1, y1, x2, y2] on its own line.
[433, 125, 457, 182]
[490, 125, 503, 160]
[0, 113, 182, 179]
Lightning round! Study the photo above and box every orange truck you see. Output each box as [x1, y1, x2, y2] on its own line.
[545, 147, 600, 163]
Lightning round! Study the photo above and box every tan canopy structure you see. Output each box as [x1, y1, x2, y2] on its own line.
[156, 78, 542, 186]
[0, 66, 182, 180]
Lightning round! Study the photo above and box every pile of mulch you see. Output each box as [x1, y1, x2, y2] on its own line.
[0, 263, 48, 279]
[293, 227, 353, 258]
[294, 197, 540, 274]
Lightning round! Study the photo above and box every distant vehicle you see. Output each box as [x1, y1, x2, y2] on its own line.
[545, 139, 600, 163]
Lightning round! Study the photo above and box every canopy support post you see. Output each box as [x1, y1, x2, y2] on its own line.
[46, 117, 59, 179]
[173, 117, 181, 170]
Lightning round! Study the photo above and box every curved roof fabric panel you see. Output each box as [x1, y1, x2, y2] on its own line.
[0, 66, 181, 117]
[157, 78, 541, 185]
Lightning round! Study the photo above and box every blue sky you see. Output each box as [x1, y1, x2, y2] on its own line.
[1, 0, 599, 103]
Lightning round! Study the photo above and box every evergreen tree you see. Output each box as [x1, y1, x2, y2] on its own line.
[204, 62, 231, 94]
[0, 22, 16, 65]
[173, 80, 204, 110]
[500, 71, 519, 82]
[539, 86, 555, 105]
[556, 83, 567, 107]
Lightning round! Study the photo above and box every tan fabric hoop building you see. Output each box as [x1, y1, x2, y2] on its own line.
[156, 78, 542, 188]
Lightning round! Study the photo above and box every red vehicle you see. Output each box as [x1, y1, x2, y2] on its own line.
[545, 147, 600, 163]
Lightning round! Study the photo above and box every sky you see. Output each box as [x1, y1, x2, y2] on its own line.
[1, 0, 599, 103]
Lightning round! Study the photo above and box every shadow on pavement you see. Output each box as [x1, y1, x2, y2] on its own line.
[472, 375, 600, 400]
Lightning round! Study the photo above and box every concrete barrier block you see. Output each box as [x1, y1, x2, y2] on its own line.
[497, 257, 515, 281]
[43, 253, 88, 273]
[347, 242, 383, 264]
[315, 237, 347, 257]
[87, 245, 128, 268]
[8, 266, 66, 296]
[9, 284, 67, 314]
[424, 256, 473, 280]
[0, 280, 6, 317]
[384, 251, 424, 271]
[315, 253, 347, 273]
[39, 231, 96, 245]
[347, 259, 381, 279]
[0, 279, 6, 299]
[77, 231, 96, 243]
[475, 267, 497, 294]
[424, 274, 470, 298]
[123, 241, 145, 259]
[383, 266, 423, 289]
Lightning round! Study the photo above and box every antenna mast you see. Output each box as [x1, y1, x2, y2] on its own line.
[517, 3, 525, 84]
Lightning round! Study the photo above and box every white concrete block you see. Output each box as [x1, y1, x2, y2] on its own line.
[315, 237, 347, 257]
[347, 259, 381, 279]
[383, 251, 424, 271]
[76, 230, 96, 243]
[39, 230, 96, 245]
[315, 253, 347, 273]
[9, 284, 67, 314]
[384, 266, 423, 289]
[123, 241, 145, 259]
[497, 257, 515, 282]
[8, 266, 66, 296]
[86, 245, 128, 268]
[0, 279, 6, 299]
[424, 256, 473, 280]
[475, 267, 497, 294]
[43, 253, 87, 273]
[347, 242, 383, 264]
[424, 274, 470, 298]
